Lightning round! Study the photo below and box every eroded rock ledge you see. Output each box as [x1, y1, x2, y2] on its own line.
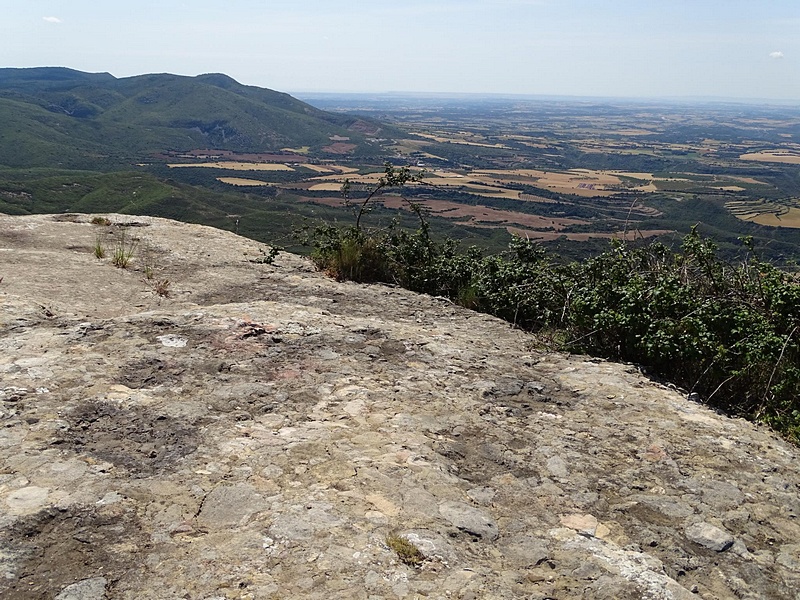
[1, 214, 798, 599]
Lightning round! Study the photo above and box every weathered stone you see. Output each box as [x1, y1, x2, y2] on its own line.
[55, 577, 108, 600]
[466, 486, 496, 506]
[499, 534, 549, 567]
[685, 522, 735, 552]
[560, 513, 599, 536]
[546, 455, 569, 478]
[4, 485, 49, 515]
[196, 484, 266, 527]
[439, 501, 499, 540]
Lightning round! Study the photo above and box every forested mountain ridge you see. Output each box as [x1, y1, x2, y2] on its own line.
[0, 67, 386, 167]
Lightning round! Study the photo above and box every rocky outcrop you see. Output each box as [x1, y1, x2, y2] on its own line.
[1, 213, 799, 599]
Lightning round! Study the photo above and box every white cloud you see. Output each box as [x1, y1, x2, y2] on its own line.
[769, 51, 785, 59]
[42, 16, 62, 24]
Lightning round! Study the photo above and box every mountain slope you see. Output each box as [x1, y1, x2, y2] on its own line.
[0, 67, 388, 167]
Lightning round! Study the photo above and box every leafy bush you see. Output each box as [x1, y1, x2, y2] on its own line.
[564, 231, 800, 439]
[300, 167, 800, 442]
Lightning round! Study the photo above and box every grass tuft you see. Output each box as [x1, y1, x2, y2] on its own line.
[386, 533, 426, 567]
[152, 279, 171, 298]
[93, 233, 106, 259]
[111, 229, 137, 268]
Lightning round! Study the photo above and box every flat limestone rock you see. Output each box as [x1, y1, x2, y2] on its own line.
[439, 501, 500, 540]
[196, 483, 267, 528]
[685, 521, 735, 552]
[0, 213, 799, 599]
[54, 578, 108, 600]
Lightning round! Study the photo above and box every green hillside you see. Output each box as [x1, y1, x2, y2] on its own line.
[0, 67, 389, 168]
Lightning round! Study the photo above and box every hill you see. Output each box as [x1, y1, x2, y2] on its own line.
[0, 67, 388, 168]
[1, 212, 799, 599]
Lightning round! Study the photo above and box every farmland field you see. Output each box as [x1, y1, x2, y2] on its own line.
[279, 93, 800, 262]
[49, 91, 795, 263]
[739, 152, 800, 165]
[217, 177, 272, 186]
[168, 162, 295, 171]
[728, 199, 800, 228]
[747, 208, 800, 228]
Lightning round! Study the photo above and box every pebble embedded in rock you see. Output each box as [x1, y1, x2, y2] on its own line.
[156, 334, 187, 347]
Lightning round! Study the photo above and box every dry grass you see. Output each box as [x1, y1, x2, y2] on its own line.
[152, 279, 171, 298]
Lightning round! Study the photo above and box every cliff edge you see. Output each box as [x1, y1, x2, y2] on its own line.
[1, 214, 798, 599]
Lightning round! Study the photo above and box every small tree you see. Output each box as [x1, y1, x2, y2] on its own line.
[301, 163, 428, 282]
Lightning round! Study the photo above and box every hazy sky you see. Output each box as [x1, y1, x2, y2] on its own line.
[4, 0, 800, 100]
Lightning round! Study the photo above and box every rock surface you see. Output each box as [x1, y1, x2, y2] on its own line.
[1, 213, 799, 599]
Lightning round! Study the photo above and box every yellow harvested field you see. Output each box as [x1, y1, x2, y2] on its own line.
[309, 183, 345, 192]
[217, 177, 271, 187]
[430, 171, 466, 179]
[741, 207, 800, 228]
[311, 173, 384, 184]
[442, 183, 520, 199]
[301, 164, 335, 173]
[414, 132, 510, 149]
[301, 164, 359, 174]
[614, 172, 655, 180]
[379, 197, 584, 230]
[714, 186, 746, 192]
[281, 146, 310, 154]
[476, 168, 621, 197]
[415, 133, 452, 143]
[611, 129, 657, 136]
[729, 176, 769, 185]
[168, 162, 295, 171]
[506, 226, 671, 242]
[740, 152, 800, 165]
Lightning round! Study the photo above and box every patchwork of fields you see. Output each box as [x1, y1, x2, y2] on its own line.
[151, 97, 800, 257]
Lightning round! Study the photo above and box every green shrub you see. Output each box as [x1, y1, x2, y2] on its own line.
[299, 165, 800, 442]
[564, 231, 800, 439]
[386, 533, 426, 567]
